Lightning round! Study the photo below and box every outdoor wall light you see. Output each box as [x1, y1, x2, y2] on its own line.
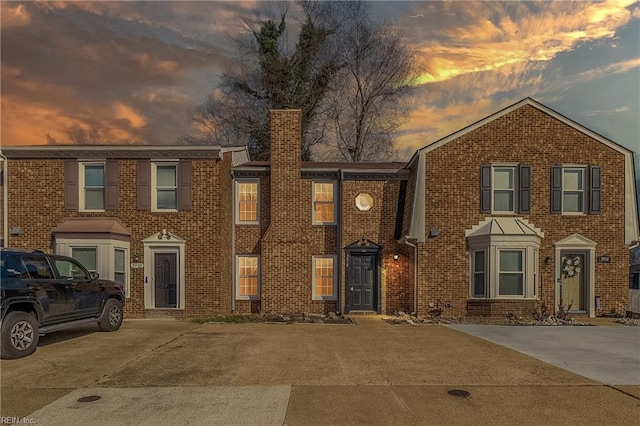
[544, 256, 552, 265]
[393, 254, 399, 261]
[11, 226, 20, 235]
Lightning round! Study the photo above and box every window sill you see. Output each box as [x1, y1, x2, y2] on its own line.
[235, 222, 260, 226]
[236, 296, 260, 301]
[467, 297, 538, 301]
[144, 307, 185, 310]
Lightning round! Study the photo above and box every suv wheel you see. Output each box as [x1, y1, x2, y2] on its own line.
[98, 299, 123, 332]
[1, 312, 40, 359]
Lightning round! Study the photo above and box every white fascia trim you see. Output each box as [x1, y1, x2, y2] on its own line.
[407, 152, 426, 243]
[624, 153, 639, 244]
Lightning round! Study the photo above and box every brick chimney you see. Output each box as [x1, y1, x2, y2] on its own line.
[261, 110, 310, 313]
[268, 110, 303, 235]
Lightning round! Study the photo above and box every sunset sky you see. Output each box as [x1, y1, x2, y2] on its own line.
[1, 1, 638, 175]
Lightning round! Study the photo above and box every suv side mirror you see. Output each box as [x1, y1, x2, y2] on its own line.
[89, 271, 100, 280]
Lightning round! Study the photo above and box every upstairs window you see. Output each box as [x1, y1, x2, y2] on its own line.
[65, 160, 118, 211]
[480, 165, 530, 214]
[137, 160, 191, 212]
[551, 165, 601, 215]
[493, 167, 515, 213]
[154, 163, 178, 210]
[312, 181, 336, 225]
[235, 180, 259, 224]
[562, 169, 584, 213]
[81, 163, 105, 211]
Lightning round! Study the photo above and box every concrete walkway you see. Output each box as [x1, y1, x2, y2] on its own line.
[1, 317, 638, 425]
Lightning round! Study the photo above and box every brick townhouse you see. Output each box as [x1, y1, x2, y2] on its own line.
[1, 98, 638, 318]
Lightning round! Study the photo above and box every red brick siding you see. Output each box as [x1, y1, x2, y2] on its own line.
[341, 180, 414, 314]
[6, 156, 231, 319]
[418, 105, 629, 317]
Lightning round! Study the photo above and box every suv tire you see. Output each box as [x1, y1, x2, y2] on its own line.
[98, 299, 123, 332]
[1, 311, 40, 359]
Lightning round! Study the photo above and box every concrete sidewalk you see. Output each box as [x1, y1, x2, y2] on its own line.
[1, 317, 638, 425]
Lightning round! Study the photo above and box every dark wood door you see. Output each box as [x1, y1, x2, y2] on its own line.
[348, 254, 376, 311]
[154, 253, 177, 308]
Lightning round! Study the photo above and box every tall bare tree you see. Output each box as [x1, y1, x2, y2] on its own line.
[192, 1, 341, 160]
[191, 0, 417, 162]
[321, 1, 418, 162]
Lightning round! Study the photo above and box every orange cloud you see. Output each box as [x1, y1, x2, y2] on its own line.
[113, 103, 147, 129]
[413, 0, 635, 86]
[136, 53, 179, 73]
[0, 3, 31, 28]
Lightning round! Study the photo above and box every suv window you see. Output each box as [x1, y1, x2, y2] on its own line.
[21, 256, 54, 279]
[52, 258, 89, 280]
[0, 254, 28, 279]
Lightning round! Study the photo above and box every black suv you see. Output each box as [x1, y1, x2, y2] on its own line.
[1, 248, 126, 359]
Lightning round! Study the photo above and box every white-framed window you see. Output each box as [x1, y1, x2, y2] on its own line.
[472, 250, 486, 297]
[312, 181, 336, 225]
[114, 248, 127, 287]
[56, 239, 130, 296]
[235, 180, 259, 224]
[236, 255, 259, 300]
[312, 255, 337, 300]
[152, 162, 178, 211]
[492, 167, 515, 213]
[72, 247, 98, 273]
[498, 250, 524, 296]
[562, 168, 584, 214]
[466, 218, 542, 300]
[79, 162, 105, 211]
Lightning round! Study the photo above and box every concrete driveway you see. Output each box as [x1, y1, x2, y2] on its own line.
[447, 324, 640, 385]
[1, 317, 638, 425]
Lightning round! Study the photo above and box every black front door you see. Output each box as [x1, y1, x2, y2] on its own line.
[348, 254, 376, 311]
[154, 253, 177, 308]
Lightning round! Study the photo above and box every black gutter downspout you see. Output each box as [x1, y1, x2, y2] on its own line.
[230, 169, 236, 313]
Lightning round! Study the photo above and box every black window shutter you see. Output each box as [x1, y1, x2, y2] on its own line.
[137, 160, 151, 211]
[480, 165, 491, 213]
[551, 166, 562, 214]
[64, 160, 78, 210]
[518, 165, 531, 214]
[179, 160, 192, 211]
[589, 165, 601, 214]
[105, 160, 119, 210]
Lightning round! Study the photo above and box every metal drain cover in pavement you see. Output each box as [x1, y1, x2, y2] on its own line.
[447, 389, 471, 398]
[77, 395, 101, 403]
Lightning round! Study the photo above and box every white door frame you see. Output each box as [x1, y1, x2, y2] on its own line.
[554, 234, 596, 318]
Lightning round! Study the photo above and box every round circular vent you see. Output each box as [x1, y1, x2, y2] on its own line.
[355, 193, 374, 211]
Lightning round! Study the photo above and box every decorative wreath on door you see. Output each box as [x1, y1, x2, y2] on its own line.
[561, 255, 582, 278]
